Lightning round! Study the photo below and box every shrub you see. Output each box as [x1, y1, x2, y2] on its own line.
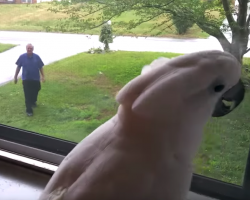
[87, 47, 103, 54]
[99, 23, 114, 51]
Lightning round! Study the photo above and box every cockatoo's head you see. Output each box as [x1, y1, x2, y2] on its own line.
[116, 50, 245, 124]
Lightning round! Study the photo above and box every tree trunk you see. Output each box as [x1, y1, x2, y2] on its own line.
[213, 0, 250, 64]
[217, 33, 247, 64]
[229, 39, 244, 64]
[104, 41, 109, 51]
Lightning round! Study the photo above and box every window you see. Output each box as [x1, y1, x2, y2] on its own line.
[0, 1, 250, 200]
[21, 0, 32, 3]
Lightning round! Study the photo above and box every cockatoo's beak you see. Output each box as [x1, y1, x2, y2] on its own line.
[212, 79, 245, 117]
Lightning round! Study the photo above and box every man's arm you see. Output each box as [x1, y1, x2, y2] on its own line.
[37, 55, 45, 82]
[14, 66, 21, 84]
[14, 55, 23, 84]
[40, 67, 45, 82]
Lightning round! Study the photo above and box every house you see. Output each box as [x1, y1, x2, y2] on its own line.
[0, 0, 37, 3]
[0, 0, 61, 3]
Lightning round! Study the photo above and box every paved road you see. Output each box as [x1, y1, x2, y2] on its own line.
[0, 30, 249, 85]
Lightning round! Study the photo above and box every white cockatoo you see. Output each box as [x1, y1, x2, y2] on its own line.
[39, 50, 245, 200]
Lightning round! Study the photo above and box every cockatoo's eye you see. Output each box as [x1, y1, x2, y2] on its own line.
[214, 85, 225, 93]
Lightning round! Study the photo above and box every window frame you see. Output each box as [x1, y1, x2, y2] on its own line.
[0, 124, 250, 200]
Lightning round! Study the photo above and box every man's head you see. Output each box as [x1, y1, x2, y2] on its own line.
[116, 50, 244, 124]
[26, 43, 34, 55]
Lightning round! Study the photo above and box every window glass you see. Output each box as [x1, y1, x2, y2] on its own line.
[0, 1, 249, 187]
[195, 103, 250, 185]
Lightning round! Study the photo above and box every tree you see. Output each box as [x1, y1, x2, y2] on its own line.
[48, 0, 250, 63]
[99, 21, 113, 50]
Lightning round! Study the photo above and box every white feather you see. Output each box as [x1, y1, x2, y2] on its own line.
[141, 57, 170, 75]
[141, 65, 152, 75]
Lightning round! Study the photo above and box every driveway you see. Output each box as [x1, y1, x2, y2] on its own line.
[0, 30, 249, 85]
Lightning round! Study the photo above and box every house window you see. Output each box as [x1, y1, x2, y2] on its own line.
[22, 0, 32, 3]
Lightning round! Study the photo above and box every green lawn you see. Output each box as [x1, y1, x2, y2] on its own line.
[0, 3, 209, 38]
[0, 51, 249, 186]
[0, 43, 16, 53]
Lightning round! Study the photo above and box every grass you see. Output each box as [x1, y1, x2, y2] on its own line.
[0, 3, 210, 38]
[0, 43, 16, 53]
[0, 51, 249, 186]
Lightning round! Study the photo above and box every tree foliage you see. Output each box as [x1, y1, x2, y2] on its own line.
[172, 15, 194, 35]
[99, 22, 113, 50]
[47, 0, 250, 63]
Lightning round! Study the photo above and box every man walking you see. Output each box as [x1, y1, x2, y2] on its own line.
[14, 43, 45, 116]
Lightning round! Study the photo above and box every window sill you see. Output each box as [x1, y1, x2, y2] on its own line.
[0, 149, 57, 174]
[0, 153, 217, 200]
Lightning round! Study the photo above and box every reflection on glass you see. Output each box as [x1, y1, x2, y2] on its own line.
[0, 0, 250, 188]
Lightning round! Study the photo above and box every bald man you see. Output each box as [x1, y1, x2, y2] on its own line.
[14, 44, 45, 116]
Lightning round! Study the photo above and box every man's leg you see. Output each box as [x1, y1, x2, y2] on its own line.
[22, 80, 33, 115]
[31, 80, 41, 107]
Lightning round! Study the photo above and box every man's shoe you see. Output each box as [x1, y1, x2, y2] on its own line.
[26, 112, 33, 116]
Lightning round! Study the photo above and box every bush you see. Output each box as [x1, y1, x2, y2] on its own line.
[87, 47, 103, 54]
[86, 47, 114, 54]
[99, 23, 114, 51]
[172, 15, 194, 35]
